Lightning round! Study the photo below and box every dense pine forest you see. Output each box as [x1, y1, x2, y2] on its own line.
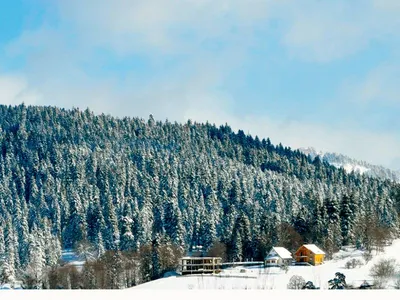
[0, 104, 399, 289]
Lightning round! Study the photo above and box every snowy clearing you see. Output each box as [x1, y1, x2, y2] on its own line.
[61, 249, 86, 271]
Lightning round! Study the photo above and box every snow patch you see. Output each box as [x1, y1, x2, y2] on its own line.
[61, 249, 86, 271]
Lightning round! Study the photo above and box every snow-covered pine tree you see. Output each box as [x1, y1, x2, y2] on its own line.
[63, 191, 86, 248]
[23, 225, 46, 289]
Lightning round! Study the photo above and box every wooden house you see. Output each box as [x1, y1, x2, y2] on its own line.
[264, 247, 293, 267]
[294, 244, 325, 266]
[180, 257, 222, 275]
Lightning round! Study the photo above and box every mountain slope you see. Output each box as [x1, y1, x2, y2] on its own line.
[0, 104, 399, 289]
[299, 147, 400, 183]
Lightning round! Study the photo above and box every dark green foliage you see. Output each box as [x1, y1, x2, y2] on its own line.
[328, 272, 347, 289]
[340, 193, 357, 245]
[302, 281, 318, 289]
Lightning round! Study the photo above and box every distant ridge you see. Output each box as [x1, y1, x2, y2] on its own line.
[299, 147, 400, 183]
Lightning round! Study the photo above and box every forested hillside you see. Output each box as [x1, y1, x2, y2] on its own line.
[0, 104, 399, 288]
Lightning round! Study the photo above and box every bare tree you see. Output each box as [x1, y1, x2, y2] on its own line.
[323, 235, 339, 260]
[280, 264, 289, 274]
[207, 241, 228, 262]
[345, 258, 364, 269]
[287, 275, 306, 289]
[75, 240, 96, 262]
[158, 242, 183, 274]
[122, 251, 140, 287]
[362, 250, 373, 264]
[46, 265, 81, 289]
[372, 227, 389, 253]
[278, 222, 304, 253]
[369, 258, 398, 289]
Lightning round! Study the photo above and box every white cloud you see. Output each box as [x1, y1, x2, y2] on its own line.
[280, 2, 366, 62]
[372, 0, 400, 12]
[0, 75, 41, 106]
[340, 63, 400, 105]
[0, 47, 233, 124]
[54, 0, 273, 56]
[274, 0, 400, 62]
[4, 0, 264, 121]
[52, 0, 400, 63]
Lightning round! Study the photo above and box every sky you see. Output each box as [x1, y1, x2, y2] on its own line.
[0, 0, 399, 170]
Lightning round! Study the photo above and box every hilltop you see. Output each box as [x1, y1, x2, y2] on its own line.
[299, 147, 400, 183]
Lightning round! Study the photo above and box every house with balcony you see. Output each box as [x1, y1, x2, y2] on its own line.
[294, 244, 325, 266]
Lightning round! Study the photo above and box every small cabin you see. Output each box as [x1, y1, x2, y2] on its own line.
[265, 247, 293, 267]
[294, 244, 325, 266]
[180, 257, 222, 275]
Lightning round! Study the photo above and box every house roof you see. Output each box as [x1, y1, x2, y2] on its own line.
[265, 256, 280, 261]
[302, 244, 325, 255]
[181, 257, 222, 260]
[266, 247, 292, 259]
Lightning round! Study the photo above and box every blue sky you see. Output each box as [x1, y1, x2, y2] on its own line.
[0, 0, 399, 169]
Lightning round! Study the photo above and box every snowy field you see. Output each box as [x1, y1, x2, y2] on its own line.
[133, 239, 400, 290]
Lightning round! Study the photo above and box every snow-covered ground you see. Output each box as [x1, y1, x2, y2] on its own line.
[0, 282, 22, 290]
[133, 240, 400, 290]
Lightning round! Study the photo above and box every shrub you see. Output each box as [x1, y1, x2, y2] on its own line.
[280, 264, 289, 274]
[345, 258, 364, 269]
[369, 258, 397, 289]
[359, 281, 372, 289]
[344, 261, 352, 269]
[328, 272, 347, 289]
[302, 281, 318, 289]
[287, 275, 306, 290]
[370, 258, 397, 278]
[362, 251, 373, 264]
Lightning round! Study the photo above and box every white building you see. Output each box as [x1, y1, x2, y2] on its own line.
[264, 247, 293, 266]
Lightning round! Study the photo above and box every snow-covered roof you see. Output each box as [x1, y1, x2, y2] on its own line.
[273, 247, 293, 259]
[181, 256, 221, 260]
[265, 256, 280, 261]
[266, 247, 292, 259]
[303, 244, 325, 255]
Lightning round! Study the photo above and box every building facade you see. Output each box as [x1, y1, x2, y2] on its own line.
[180, 257, 222, 275]
[264, 246, 293, 266]
[294, 244, 325, 266]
